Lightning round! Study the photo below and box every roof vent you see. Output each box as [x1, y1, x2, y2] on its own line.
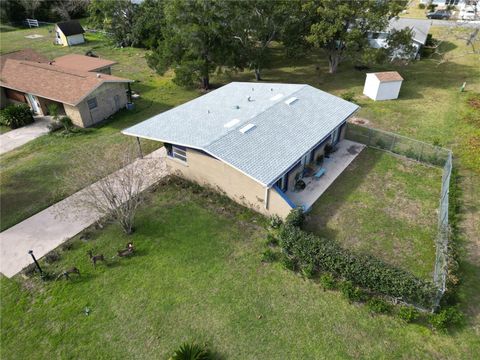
[224, 118, 240, 128]
[239, 123, 256, 134]
[247, 96, 253, 102]
[270, 93, 284, 101]
[96, 73, 101, 78]
[285, 97, 298, 105]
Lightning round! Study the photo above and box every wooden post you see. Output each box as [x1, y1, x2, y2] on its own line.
[136, 137, 143, 159]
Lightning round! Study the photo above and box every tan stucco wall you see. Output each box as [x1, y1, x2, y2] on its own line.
[167, 148, 292, 218]
[64, 82, 128, 127]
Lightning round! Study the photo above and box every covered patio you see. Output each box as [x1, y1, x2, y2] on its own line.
[285, 139, 365, 211]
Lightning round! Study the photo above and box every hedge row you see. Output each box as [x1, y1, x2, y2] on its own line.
[0, 104, 34, 129]
[279, 215, 436, 308]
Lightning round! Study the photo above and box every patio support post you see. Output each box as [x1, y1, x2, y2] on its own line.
[136, 137, 143, 159]
[264, 187, 269, 210]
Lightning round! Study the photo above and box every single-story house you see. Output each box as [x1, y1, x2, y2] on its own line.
[0, 50, 132, 127]
[363, 72, 404, 101]
[122, 82, 359, 218]
[55, 20, 85, 46]
[369, 18, 431, 59]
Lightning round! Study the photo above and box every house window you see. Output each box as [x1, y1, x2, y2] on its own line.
[87, 97, 98, 110]
[172, 145, 187, 163]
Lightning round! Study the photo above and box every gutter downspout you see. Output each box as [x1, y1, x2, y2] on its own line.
[264, 187, 269, 210]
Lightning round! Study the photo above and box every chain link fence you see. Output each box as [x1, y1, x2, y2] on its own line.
[346, 123, 453, 310]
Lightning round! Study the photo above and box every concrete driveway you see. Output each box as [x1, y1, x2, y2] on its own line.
[0, 116, 52, 155]
[0, 147, 169, 278]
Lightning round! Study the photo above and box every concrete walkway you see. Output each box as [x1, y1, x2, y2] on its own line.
[286, 140, 365, 211]
[0, 147, 168, 278]
[0, 116, 52, 155]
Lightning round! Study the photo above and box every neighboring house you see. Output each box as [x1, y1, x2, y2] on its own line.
[122, 82, 359, 218]
[55, 20, 85, 46]
[369, 18, 431, 59]
[363, 72, 404, 101]
[0, 50, 132, 127]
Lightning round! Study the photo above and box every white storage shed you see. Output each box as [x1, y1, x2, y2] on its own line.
[363, 72, 403, 101]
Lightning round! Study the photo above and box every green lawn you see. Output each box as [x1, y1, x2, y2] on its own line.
[305, 148, 441, 280]
[1, 181, 479, 359]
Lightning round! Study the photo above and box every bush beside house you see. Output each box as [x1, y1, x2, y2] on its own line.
[0, 104, 34, 129]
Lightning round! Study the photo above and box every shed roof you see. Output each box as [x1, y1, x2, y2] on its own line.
[123, 82, 359, 186]
[56, 20, 84, 36]
[0, 59, 131, 105]
[388, 18, 431, 45]
[52, 54, 117, 72]
[370, 71, 403, 82]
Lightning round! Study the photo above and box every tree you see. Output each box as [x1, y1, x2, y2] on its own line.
[18, 0, 43, 18]
[146, 0, 241, 90]
[231, 0, 287, 81]
[61, 143, 166, 235]
[131, 0, 165, 49]
[88, 0, 138, 47]
[52, 0, 89, 21]
[304, 0, 408, 73]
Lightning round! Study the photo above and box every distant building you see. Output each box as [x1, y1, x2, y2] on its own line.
[369, 18, 431, 59]
[54, 20, 85, 46]
[363, 72, 403, 101]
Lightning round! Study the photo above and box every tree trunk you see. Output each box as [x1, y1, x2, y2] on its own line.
[200, 76, 210, 90]
[254, 68, 261, 81]
[328, 54, 340, 74]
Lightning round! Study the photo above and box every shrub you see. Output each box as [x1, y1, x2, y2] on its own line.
[280, 253, 297, 271]
[59, 116, 74, 131]
[0, 104, 34, 129]
[45, 251, 60, 264]
[340, 91, 356, 103]
[367, 298, 392, 314]
[278, 224, 436, 307]
[300, 262, 316, 279]
[47, 120, 63, 133]
[269, 215, 283, 229]
[265, 233, 278, 247]
[169, 342, 212, 360]
[319, 273, 337, 290]
[340, 280, 364, 303]
[285, 208, 305, 228]
[397, 306, 419, 323]
[418, 3, 425, 9]
[261, 249, 277, 263]
[47, 103, 59, 120]
[429, 307, 463, 332]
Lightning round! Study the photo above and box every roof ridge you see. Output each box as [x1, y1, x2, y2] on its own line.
[19, 60, 89, 78]
[203, 84, 308, 150]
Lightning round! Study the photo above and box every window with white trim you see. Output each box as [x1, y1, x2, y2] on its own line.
[87, 97, 98, 110]
[172, 145, 187, 162]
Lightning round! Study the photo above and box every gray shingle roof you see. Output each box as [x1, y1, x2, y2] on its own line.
[123, 82, 359, 186]
[388, 18, 431, 45]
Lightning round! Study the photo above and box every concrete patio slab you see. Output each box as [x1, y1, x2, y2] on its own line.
[286, 140, 365, 210]
[0, 147, 169, 278]
[0, 116, 52, 155]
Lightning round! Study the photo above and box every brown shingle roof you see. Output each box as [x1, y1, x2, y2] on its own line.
[0, 59, 132, 105]
[52, 54, 117, 72]
[372, 71, 403, 82]
[0, 49, 49, 71]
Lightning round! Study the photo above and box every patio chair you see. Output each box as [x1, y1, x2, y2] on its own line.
[314, 168, 326, 180]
